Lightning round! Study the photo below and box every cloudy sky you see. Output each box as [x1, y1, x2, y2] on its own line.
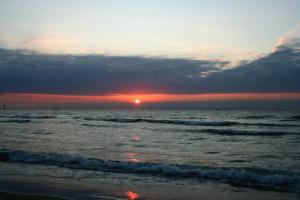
[0, 0, 300, 108]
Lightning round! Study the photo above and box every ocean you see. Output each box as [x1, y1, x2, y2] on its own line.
[0, 109, 299, 199]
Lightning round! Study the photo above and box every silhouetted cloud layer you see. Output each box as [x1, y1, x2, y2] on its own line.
[0, 41, 299, 94]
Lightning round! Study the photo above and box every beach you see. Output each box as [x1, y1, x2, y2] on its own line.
[0, 192, 67, 200]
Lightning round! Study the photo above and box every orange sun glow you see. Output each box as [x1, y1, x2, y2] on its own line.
[134, 99, 141, 104]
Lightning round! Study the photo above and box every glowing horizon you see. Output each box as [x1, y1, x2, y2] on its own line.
[1, 93, 300, 107]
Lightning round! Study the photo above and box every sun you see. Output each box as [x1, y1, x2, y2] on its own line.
[134, 99, 141, 104]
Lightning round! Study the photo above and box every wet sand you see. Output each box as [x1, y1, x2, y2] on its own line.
[0, 191, 67, 200]
[1, 173, 299, 200]
[0, 174, 124, 200]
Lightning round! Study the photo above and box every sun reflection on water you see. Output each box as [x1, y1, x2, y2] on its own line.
[131, 134, 141, 142]
[125, 152, 142, 163]
[126, 191, 140, 200]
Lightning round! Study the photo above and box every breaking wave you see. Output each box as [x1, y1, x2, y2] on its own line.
[0, 149, 299, 192]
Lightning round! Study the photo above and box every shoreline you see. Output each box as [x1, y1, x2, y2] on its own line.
[1, 172, 300, 200]
[0, 191, 68, 200]
[0, 174, 123, 200]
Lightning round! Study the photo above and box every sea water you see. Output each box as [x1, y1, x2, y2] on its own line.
[0, 109, 299, 199]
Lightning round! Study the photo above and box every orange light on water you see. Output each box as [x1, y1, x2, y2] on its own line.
[125, 152, 142, 163]
[128, 158, 141, 162]
[126, 191, 140, 200]
[131, 135, 140, 142]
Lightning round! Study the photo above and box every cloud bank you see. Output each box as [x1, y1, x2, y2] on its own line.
[0, 39, 299, 95]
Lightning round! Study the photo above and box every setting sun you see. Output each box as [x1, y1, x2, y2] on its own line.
[134, 99, 141, 104]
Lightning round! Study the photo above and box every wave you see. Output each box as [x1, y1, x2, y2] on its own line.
[244, 122, 300, 127]
[281, 115, 300, 122]
[289, 115, 300, 121]
[241, 115, 274, 119]
[79, 117, 240, 126]
[81, 123, 111, 128]
[9, 115, 56, 119]
[0, 149, 299, 192]
[77, 117, 300, 128]
[186, 129, 299, 136]
[0, 119, 33, 123]
[28, 130, 52, 135]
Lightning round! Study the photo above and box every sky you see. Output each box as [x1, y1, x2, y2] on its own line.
[1, 0, 300, 60]
[0, 0, 300, 108]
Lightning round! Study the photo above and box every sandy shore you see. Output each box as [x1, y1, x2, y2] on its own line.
[1, 172, 300, 200]
[0, 191, 67, 200]
[0, 174, 124, 200]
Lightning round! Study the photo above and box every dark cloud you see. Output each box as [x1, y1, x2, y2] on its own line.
[0, 42, 299, 94]
[203, 45, 300, 93]
[0, 49, 221, 94]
